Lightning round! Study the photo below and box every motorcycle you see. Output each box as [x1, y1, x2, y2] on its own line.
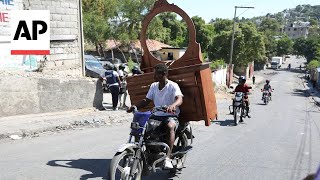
[229, 92, 248, 126]
[261, 89, 274, 105]
[109, 106, 194, 180]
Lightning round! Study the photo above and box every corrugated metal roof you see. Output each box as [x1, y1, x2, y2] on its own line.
[105, 39, 172, 51]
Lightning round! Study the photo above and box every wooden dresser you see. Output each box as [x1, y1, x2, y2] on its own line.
[126, 0, 218, 126]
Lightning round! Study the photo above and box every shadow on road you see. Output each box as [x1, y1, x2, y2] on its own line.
[213, 119, 235, 126]
[291, 89, 310, 97]
[47, 159, 181, 180]
[47, 159, 110, 180]
[143, 170, 181, 180]
[276, 68, 304, 74]
[256, 103, 267, 106]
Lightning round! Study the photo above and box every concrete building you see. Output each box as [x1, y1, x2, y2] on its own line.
[0, 0, 105, 117]
[281, 22, 310, 39]
[159, 47, 186, 61]
[0, 0, 84, 75]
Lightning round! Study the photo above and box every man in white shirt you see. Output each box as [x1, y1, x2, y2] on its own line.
[127, 63, 183, 169]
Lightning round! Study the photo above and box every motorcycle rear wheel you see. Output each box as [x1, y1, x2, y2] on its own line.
[109, 150, 142, 180]
[174, 133, 188, 170]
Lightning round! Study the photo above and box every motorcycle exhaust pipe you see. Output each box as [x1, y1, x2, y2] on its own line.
[147, 142, 170, 172]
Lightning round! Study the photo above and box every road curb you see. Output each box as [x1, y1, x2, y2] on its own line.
[299, 75, 320, 107]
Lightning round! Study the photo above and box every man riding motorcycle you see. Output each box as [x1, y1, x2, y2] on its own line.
[262, 80, 272, 101]
[127, 63, 183, 169]
[232, 76, 252, 119]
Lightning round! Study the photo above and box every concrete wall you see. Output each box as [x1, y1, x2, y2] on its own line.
[0, 0, 82, 75]
[0, 76, 103, 117]
[212, 66, 227, 86]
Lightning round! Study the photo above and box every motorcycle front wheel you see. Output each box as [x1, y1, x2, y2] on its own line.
[265, 98, 268, 105]
[109, 150, 142, 180]
[233, 107, 240, 126]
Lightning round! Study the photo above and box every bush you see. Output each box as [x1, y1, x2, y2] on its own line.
[306, 60, 320, 70]
[127, 57, 135, 72]
[210, 59, 226, 70]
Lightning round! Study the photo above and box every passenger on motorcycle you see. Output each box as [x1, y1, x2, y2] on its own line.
[233, 76, 252, 119]
[127, 63, 183, 169]
[262, 80, 272, 100]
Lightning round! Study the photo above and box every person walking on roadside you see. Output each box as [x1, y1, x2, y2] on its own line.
[101, 64, 121, 111]
[118, 64, 128, 108]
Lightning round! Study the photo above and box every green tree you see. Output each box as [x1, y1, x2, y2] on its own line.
[82, 0, 117, 56]
[293, 37, 320, 62]
[213, 19, 233, 32]
[208, 21, 266, 67]
[192, 16, 215, 57]
[236, 22, 266, 66]
[276, 36, 293, 56]
[112, 0, 157, 42]
[158, 12, 188, 47]
[293, 37, 307, 57]
[309, 19, 318, 26]
[147, 16, 171, 43]
[258, 18, 281, 34]
[306, 60, 320, 70]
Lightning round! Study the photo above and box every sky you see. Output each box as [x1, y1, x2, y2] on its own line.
[167, 0, 319, 22]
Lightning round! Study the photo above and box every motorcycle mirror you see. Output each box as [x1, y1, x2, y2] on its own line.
[248, 87, 252, 89]
[229, 86, 234, 89]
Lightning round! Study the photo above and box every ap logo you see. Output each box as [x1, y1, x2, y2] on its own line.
[11, 10, 50, 55]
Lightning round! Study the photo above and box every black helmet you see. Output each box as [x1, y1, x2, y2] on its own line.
[266, 80, 270, 84]
[239, 76, 246, 83]
[104, 63, 114, 70]
[119, 64, 126, 70]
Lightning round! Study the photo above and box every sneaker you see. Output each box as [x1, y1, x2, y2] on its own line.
[113, 107, 118, 111]
[247, 114, 251, 118]
[239, 119, 244, 122]
[164, 158, 173, 169]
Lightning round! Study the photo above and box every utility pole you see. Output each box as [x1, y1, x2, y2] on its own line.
[227, 6, 254, 88]
[229, 6, 254, 65]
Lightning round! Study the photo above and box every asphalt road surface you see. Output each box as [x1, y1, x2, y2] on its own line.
[0, 57, 319, 180]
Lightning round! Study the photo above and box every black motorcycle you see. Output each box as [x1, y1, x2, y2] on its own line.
[109, 106, 194, 180]
[261, 89, 270, 105]
[261, 89, 274, 105]
[229, 92, 250, 126]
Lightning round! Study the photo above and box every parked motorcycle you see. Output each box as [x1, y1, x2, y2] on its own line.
[229, 92, 247, 126]
[108, 106, 194, 180]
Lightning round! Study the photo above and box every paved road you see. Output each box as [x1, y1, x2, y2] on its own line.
[0, 57, 319, 180]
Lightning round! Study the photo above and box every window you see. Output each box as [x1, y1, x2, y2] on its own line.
[294, 28, 297, 31]
[288, 28, 291, 31]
